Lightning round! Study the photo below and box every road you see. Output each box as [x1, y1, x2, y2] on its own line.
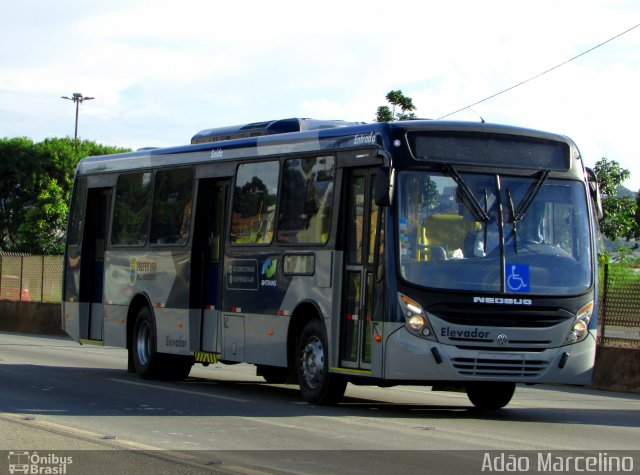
[0, 332, 639, 474]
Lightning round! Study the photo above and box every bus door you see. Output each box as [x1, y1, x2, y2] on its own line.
[79, 187, 111, 341]
[193, 179, 229, 353]
[340, 168, 382, 370]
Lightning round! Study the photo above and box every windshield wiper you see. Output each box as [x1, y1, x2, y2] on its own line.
[507, 189, 518, 253]
[512, 169, 549, 221]
[482, 188, 490, 255]
[442, 164, 489, 223]
[507, 169, 550, 254]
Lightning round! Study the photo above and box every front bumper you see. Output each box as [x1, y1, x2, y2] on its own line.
[384, 326, 596, 385]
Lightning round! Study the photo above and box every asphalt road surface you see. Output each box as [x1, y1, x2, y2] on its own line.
[0, 332, 638, 474]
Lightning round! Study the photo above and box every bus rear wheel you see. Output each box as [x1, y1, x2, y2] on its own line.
[466, 382, 515, 410]
[296, 319, 346, 405]
[132, 306, 161, 379]
[131, 306, 193, 381]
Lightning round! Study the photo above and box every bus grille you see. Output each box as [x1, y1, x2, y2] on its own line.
[451, 357, 549, 378]
[429, 304, 573, 328]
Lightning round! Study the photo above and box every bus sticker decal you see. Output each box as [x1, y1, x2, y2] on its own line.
[129, 257, 157, 285]
[353, 132, 377, 146]
[227, 259, 259, 290]
[506, 264, 530, 293]
[129, 257, 137, 285]
[260, 256, 278, 287]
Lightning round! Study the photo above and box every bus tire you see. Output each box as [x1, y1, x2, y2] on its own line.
[296, 319, 346, 405]
[132, 306, 162, 379]
[466, 382, 515, 410]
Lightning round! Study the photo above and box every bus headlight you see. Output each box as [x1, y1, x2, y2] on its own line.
[408, 314, 425, 331]
[398, 293, 436, 341]
[564, 301, 593, 344]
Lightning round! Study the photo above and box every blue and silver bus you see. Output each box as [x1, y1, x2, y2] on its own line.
[62, 118, 602, 409]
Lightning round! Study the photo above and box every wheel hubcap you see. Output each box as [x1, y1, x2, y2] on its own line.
[301, 336, 324, 389]
[136, 321, 151, 366]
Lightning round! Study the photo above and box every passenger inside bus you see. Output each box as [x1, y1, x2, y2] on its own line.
[473, 197, 506, 257]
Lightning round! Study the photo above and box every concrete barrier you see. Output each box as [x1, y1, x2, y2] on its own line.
[0, 301, 66, 337]
[592, 345, 640, 393]
[0, 301, 638, 393]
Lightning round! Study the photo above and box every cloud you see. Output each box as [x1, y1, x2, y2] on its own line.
[1, 0, 639, 188]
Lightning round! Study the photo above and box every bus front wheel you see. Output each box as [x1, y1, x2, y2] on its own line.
[296, 319, 346, 405]
[466, 382, 515, 410]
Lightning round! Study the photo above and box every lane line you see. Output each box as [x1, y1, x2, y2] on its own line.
[110, 378, 250, 403]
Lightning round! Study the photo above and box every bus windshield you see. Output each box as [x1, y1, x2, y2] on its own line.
[397, 171, 593, 295]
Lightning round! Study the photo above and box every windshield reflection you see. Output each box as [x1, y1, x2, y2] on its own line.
[397, 171, 592, 295]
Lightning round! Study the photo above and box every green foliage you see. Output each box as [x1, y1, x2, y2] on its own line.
[594, 157, 629, 196]
[633, 189, 640, 240]
[18, 179, 68, 254]
[375, 90, 417, 122]
[613, 245, 637, 265]
[0, 136, 130, 254]
[593, 158, 638, 241]
[375, 106, 394, 123]
[598, 252, 611, 267]
[0, 137, 41, 249]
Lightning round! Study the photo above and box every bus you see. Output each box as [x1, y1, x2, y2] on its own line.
[62, 118, 602, 409]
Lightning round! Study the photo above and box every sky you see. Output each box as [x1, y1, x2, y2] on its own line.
[1, 0, 639, 190]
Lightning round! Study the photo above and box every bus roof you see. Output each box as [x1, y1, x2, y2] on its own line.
[75, 119, 577, 176]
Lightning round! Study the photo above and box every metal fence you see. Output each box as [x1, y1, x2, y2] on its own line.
[599, 262, 640, 348]
[0, 254, 63, 303]
[1, 254, 639, 347]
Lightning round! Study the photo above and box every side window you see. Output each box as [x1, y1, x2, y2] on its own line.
[150, 168, 194, 246]
[112, 172, 152, 245]
[231, 161, 279, 245]
[67, 177, 87, 246]
[278, 156, 335, 244]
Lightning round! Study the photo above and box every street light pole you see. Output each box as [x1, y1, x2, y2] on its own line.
[61, 93, 94, 140]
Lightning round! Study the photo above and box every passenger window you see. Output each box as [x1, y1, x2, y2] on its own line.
[112, 172, 152, 245]
[231, 161, 279, 245]
[278, 156, 335, 244]
[150, 168, 194, 245]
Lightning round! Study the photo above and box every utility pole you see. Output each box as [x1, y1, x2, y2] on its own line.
[61, 93, 94, 140]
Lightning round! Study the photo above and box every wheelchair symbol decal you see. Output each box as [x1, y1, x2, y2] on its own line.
[506, 264, 530, 292]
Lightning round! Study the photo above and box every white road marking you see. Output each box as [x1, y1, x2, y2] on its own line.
[110, 378, 250, 403]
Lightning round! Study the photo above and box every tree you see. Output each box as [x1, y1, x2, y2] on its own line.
[18, 179, 68, 254]
[0, 137, 44, 250]
[633, 189, 640, 242]
[375, 90, 417, 122]
[0, 137, 129, 254]
[593, 158, 638, 241]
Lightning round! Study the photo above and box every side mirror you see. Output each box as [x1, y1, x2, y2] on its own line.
[585, 167, 603, 220]
[374, 167, 393, 207]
